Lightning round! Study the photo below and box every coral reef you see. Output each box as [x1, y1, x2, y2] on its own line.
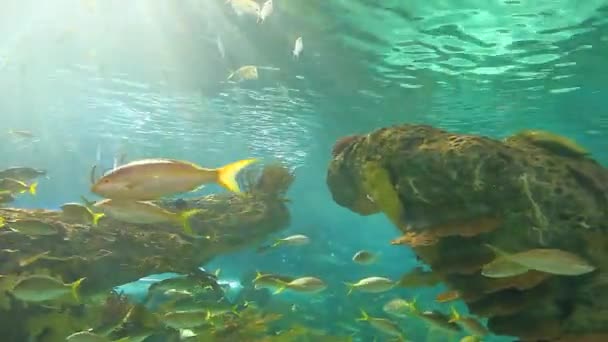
[0, 164, 293, 341]
[326, 124, 608, 339]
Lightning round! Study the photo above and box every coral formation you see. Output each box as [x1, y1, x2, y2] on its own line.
[326, 124, 608, 339]
[0, 164, 293, 341]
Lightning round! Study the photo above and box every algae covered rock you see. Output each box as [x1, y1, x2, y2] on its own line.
[327, 124, 608, 340]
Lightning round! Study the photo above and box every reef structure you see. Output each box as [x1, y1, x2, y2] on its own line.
[0, 164, 293, 341]
[327, 124, 608, 341]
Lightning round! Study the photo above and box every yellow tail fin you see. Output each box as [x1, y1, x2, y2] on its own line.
[91, 213, 105, 226]
[29, 182, 38, 195]
[70, 277, 86, 302]
[448, 305, 460, 323]
[215, 158, 258, 193]
[356, 309, 369, 322]
[0, 217, 4, 228]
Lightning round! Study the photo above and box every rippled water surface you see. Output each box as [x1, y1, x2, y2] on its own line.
[0, 1, 607, 340]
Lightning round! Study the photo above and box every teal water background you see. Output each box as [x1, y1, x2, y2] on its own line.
[1, 1, 608, 340]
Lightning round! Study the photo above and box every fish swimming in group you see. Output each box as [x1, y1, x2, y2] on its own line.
[11, 275, 86, 302]
[345, 276, 395, 295]
[91, 158, 257, 200]
[4, 219, 60, 236]
[449, 306, 489, 337]
[273, 276, 327, 294]
[0, 167, 46, 182]
[352, 250, 378, 265]
[383, 298, 417, 318]
[436, 289, 461, 303]
[356, 310, 405, 341]
[252, 272, 296, 290]
[93, 199, 202, 235]
[482, 244, 596, 278]
[257, 234, 310, 253]
[160, 310, 209, 329]
[61, 202, 105, 226]
[0, 178, 37, 195]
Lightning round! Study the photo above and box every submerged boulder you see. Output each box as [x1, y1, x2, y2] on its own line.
[327, 124, 608, 340]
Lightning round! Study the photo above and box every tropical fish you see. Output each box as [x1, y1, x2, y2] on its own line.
[419, 310, 462, 333]
[0, 167, 46, 182]
[345, 277, 394, 295]
[352, 250, 378, 265]
[227, 65, 259, 82]
[61, 202, 105, 226]
[93, 199, 202, 235]
[258, 234, 310, 252]
[91, 158, 257, 200]
[293, 37, 303, 59]
[252, 272, 295, 290]
[258, 0, 273, 23]
[6, 219, 59, 236]
[274, 277, 327, 294]
[0, 178, 37, 195]
[436, 289, 461, 303]
[398, 266, 441, 288]
[11, 275, 85, 302]
[482, 244, 596, 278]
[161, 310, 208, 329]
[147, 276, 216, 295]
[227, 0, 260, 18]
[383, 298, 417, 318]
[460, 336, 482, 342]
[356, 310, 405, 341]
[449, 306, 489, 337]
[482, 257, 529, 278]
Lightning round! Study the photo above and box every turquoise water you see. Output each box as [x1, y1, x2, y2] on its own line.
[1, 1, 608, 341]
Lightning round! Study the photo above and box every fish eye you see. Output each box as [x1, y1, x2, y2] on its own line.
[103, 179, 110, 183]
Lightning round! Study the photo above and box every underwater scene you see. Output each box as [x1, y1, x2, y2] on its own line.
[1, 1, 608, 341]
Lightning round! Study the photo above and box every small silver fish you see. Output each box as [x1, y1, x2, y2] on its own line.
[293, 36, 303, 59]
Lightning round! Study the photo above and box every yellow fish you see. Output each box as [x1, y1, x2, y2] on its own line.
[356, 310, 405, 341]
[345, 277, 394, 295]
[91, 158, 257, 200]
[94, 199, 202, 235]
[11, 275, 85, 302]
[273, 277, 327, 294]
[0, 178, 37, 195]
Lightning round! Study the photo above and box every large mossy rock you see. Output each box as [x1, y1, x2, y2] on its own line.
[0, 164, 293, 342]
[327, 124, 608, 340]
